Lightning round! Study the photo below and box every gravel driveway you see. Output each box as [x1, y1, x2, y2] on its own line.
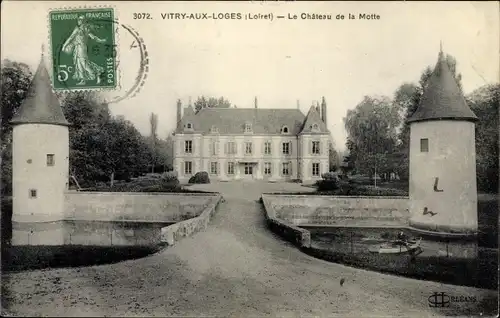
[2, 181, 497, 317]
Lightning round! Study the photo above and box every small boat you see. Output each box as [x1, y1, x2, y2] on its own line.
[368, 238, 422, 254]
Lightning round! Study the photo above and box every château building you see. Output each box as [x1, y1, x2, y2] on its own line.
[173, 97, 331, 182]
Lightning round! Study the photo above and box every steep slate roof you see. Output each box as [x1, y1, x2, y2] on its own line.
[407, 50, 477, 123]
[177, 107, 307, 135]
[10, 57, 69, 126]
[299, 105, 328, 134]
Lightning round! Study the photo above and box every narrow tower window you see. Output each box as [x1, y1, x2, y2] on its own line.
[46, 154, 55, 166]
[29, 189, 37, 198]
[420, 138, 429, 152]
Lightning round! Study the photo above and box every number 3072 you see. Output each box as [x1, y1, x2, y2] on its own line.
[133, 13, 151, 19]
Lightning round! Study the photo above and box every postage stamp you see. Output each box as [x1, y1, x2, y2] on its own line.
[49, 7, 117, 90]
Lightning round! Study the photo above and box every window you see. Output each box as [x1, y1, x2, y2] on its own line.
[29, 189, 37, 198]
[282, 162, 290, 176]
[186, 123, 193, 129]
[282, 142, 290, 155]
[210, 162, 218, 175]
[211, 126, 218, 133]
[225, 142, 237, 155]
[312, 141, 320, 154]
[264, 162, 272, 175]
[264, 142, 272, 155]
[282, 126, 289, 134]
[227, 162, 235, 175]
[227, 141, 237, 155]
[244, 163, 253, 175]
[244, 123, 252, 133]
[245, 142, 253, 155]
[420, 138, 429, 152]
[312, 163, 320, 176]
[185, 140, 193, 153]
[211, 141, 218, 156]
[184, 161, 193, 175]
[311, 123, 319, 132]
[46, 154, 55, 166]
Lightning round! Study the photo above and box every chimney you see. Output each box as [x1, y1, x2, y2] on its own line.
[254, 96, 258, 109]
[321, 96, 327, 126]
[296, 99, 300, 110]
[176, 99, 182, 130]
[188, 96, 192, 107]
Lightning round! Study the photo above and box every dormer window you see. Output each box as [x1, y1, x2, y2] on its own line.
[211, 126, 219, 133]
[281, 126, 289, 134]
[311, 123, 319, 132]
[244, 123, 253, 133]
[186, 123, 193, 129]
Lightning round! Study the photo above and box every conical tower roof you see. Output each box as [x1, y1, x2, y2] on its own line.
[10, 56, 69, 126]
[407, 49, 477, 123]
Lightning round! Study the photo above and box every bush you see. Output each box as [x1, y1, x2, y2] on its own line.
[314, 179, 407, 196]
[321, 172, 339, 181]
[188, 171, 210, 184]
[1, 197, 13, 247]
[316, 179, 339, 191]
[314, 171, 340, 191]
[160, 171, 179, 188]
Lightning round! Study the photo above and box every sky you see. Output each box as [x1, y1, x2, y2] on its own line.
[2, 1, 499, 151]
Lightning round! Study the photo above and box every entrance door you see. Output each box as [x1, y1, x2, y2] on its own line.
[243, 163, 254, 179]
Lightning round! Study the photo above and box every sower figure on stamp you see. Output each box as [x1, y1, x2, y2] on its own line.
[62, 15, 107, 85]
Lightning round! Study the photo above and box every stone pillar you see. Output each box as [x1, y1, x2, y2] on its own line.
[235, 163, 241, 180]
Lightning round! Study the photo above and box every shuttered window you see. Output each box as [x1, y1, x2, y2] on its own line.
[227, 162, 235, 175]
[312, 141, 320, 154]
[184, 161, 193, 175]
[210, 162, 218, 175]
[312, 162, 320, 176]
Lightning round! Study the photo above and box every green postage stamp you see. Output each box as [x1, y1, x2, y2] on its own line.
[49, 8, 117, 90]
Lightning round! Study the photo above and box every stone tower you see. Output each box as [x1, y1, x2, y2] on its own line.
[407, 48, 478, 245]
[10, 55, 70, 245]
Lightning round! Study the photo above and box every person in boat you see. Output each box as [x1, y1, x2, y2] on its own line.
[397, 231, 408, 242]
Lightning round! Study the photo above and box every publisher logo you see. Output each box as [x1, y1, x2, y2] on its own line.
[428, 292, 450, 308]
[428, 292, 477, 308]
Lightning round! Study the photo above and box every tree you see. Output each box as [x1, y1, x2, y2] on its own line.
[61, 92, 153, 187]
[343, 95, 400, 178]
[467, 84, 499, 193]
[149, 112, 158, 173]
[194, 96, 232, 113]
[1, 59, 33, 195]
[343, 138, 357, 173]
[164, 132, 174, 171]
[328, 141, 340, 172]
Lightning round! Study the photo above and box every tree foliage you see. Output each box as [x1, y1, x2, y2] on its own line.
[328, 141, 340, 172]
[467, 84, 499, 193]
[194, 96, 232, 113]
[149, 112, 159, 172]
[60, 91, 154, 186]
[1, 59, 32, 195]
[343, 95, 400, 177]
